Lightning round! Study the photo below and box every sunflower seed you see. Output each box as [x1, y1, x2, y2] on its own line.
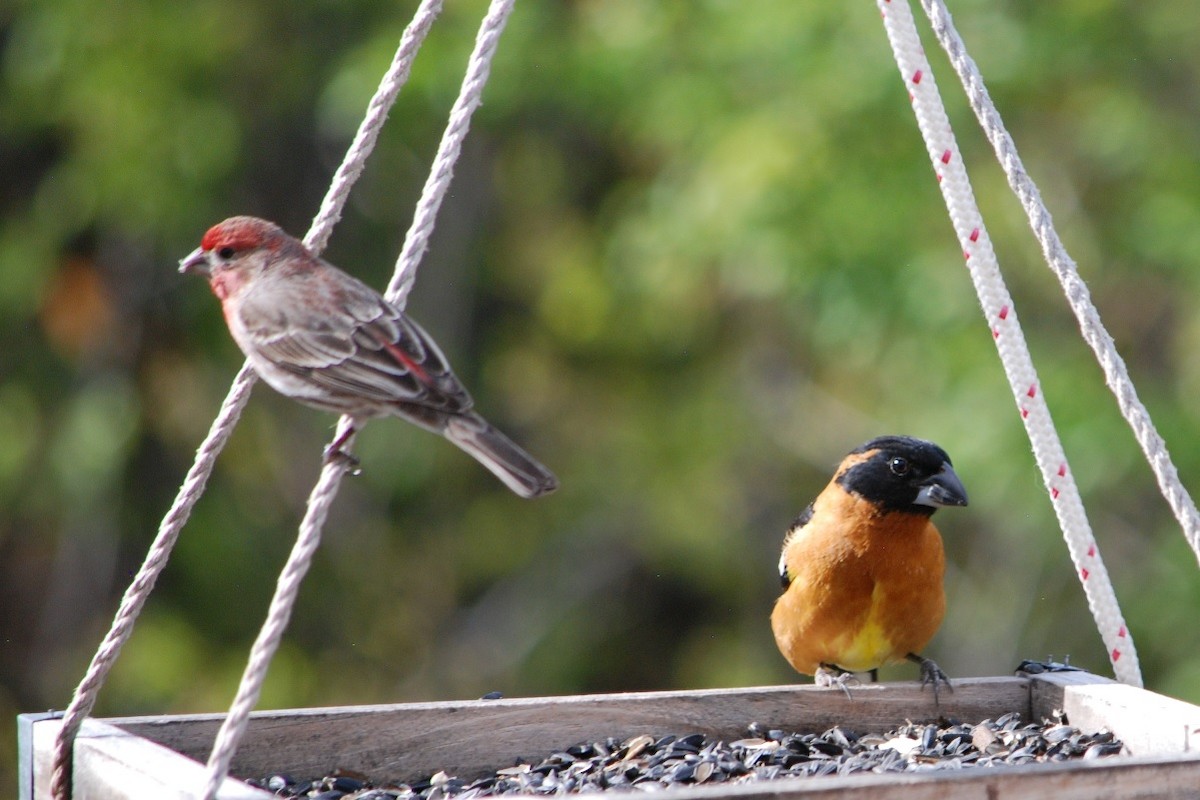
[253, 714, 1124, 797]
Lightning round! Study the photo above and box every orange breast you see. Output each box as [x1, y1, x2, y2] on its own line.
[771, 487, 946, 675]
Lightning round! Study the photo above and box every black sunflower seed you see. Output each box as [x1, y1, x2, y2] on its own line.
[253, 714, 1124, 797]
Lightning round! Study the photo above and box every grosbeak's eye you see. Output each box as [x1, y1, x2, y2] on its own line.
[889, 456, 909, 476]
[217, 246, 236, 259]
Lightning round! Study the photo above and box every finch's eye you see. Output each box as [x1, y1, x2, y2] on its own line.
[889, 456, 909, 476]
[217, 246, 236, 259]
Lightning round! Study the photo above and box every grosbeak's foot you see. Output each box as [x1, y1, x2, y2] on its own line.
[815, 664, 859, 699]
[907, 653, 952, 704]
[323, 445, 362, 475]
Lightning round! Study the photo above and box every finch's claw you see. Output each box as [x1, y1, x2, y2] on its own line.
[323, 445, 362, 475]
[815, 664, 860, 700]
[323, 424, 362, 474]
[907, 653, 952, 705]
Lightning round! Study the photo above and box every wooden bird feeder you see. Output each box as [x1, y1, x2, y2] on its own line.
[19, 669, 1200, 800]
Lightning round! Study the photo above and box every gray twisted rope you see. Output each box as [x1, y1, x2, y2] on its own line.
[50, 1, 447, 797]
[50, 365, 257, 799]
[199, 1, 516, 797]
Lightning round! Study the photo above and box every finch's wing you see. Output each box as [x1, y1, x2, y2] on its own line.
[240, 267, 472, 413]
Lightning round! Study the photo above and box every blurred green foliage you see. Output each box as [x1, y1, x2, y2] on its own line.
[5, 0, 1200, 787]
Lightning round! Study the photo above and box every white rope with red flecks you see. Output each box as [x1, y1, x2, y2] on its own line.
[47, 0, 524, 796]
[877, 0, 1143, 686]
[917, 0, 1200, 566]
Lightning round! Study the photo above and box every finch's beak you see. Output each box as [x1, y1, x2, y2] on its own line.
[179, 247, 211, 276]
[914, 463, 969, 508]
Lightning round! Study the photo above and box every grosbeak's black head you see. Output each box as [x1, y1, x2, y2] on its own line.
[835, 435, 968, 516]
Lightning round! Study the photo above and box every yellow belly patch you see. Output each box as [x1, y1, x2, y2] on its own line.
[834, 618, 894, 672]
[832, 585, 901, 672]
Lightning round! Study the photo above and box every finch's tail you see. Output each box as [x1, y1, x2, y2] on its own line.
[443, 412, 559, 499]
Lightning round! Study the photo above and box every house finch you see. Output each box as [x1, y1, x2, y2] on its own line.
[179, 216, 558, 499]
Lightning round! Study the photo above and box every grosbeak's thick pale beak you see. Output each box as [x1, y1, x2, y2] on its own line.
[179, 247, 211, 276]
[914, 463, 969, 508]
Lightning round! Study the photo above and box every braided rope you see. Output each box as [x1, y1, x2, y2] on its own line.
[917, 0, 1200, 565]
[877, 0, 1142, 686]
[50, 3, 448, 798]
[199, 2, 516, 797]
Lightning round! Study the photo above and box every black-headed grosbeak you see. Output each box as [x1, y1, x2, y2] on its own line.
[771, 435, 968, 697]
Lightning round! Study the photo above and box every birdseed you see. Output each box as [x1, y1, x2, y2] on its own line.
[246, 712, 1123, 799]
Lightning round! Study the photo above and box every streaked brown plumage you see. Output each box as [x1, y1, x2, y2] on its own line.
[180, 216, 558, 498]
